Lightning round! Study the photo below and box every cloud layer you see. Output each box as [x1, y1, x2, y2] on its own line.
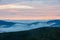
[0, 4, 33, 9]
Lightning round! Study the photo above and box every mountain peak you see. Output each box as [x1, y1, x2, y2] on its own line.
[0, 20, 16, 28]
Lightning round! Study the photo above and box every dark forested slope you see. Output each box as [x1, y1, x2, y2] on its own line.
[0, 27, 60, 40]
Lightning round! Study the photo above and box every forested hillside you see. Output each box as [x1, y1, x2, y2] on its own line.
[0, 27, 60, 40]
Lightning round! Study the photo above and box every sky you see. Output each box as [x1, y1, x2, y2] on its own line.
[0, 0, 60, 20]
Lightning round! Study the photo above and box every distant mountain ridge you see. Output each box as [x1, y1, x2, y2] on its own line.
[0, 20, 60, 33]
[0, 20, 16, 28]
[47, 20, 60, 27]
[0, 20, 60, 28]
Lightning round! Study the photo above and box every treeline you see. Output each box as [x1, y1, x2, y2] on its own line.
[0, 27, 60, 40]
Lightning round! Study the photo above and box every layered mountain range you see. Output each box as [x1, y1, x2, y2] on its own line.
[0, 20, 60, 40]
[0, 20, 60, 33]
[0, 20, 60, 27]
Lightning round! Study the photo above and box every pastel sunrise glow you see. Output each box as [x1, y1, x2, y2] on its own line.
[0, 0, 60, 20]
[0, 4, 33, 9]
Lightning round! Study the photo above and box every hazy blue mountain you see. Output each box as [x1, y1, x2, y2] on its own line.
[0, 20, 16, 28]
[0, 20, 60, 33]
[47, 20, 60, 27]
